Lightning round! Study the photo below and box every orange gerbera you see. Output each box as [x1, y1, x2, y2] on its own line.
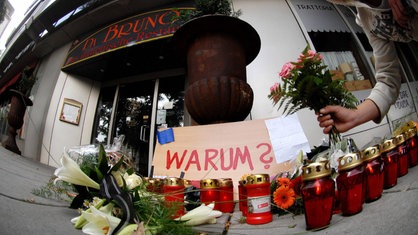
[273, 186, 296, 209]
[276, 177, 290, 187]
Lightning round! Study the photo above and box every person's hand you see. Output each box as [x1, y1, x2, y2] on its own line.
[317, 105, 358, 134]
[317, 99, 381, 135]
[389, 0, 410, 28]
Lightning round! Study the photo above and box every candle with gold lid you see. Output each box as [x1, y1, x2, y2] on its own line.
[361, 145, 384, 202]
[218, 178, 234, 213]
[200, 179, 220, 210]
[245, 174, 272, 225]
[405, 128, 418, 167]
[301, 161, 334, 230]
[395, 133, 409, 177]
[163, 177, 185, 217]
[336, 152, 364, 216]
[381, 137, 399, 189]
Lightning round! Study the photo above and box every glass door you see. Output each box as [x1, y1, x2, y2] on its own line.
[92, 75, 185, 177]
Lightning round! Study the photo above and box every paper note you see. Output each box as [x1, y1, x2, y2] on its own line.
[265, 114, 310, 163]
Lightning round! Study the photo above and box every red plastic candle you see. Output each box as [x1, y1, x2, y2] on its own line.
[395, 134, 409, 177]
[200, 179, 220, 210]
[238, 180, 248, 216]
[218, 178, 234, 213]
[361, 145, 384, 203]
[163, 177, 185, 217]
[245, 174, 272, 225]
[406, 128, 418, 167]
[336, 152, 364, 216]
[381, 137, 399, 189]
[301, 161, 335, 230]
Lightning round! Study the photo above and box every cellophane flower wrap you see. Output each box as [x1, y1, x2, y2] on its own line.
[268, 46, 358, 144]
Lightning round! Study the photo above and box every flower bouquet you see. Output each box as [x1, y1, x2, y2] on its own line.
[269, 46, 358, 144]
[270, 151, 304, 216]
[53, 143, 220, 235]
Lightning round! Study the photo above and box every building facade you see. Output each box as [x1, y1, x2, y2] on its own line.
[0, 0, 417, 176]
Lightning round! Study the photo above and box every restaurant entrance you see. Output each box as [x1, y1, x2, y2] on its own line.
[92, 75, 185, 177]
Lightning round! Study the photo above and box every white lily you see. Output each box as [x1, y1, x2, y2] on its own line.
[71, 198, 106, 229]
[82, 205, 121, 235]
[54, 152, 100, 189]
[175, 202, 222, 226]
[123, 173, 143, 190]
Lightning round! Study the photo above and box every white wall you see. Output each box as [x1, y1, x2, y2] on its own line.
[39, 57, 100, 167]
[235, 0, 309, 120]
[20, 44, 71, 160]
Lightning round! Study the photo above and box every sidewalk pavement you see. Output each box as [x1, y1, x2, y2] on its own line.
[1, 146, 418, 235]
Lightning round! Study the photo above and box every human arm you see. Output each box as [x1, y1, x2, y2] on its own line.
[317, 99, 380, 134]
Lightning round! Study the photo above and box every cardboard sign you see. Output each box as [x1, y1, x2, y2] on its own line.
[152, 118, 306, 198]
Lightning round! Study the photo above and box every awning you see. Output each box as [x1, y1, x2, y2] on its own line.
[290, 0, 350, 33]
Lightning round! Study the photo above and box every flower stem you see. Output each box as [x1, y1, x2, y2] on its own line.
[329, 125, 341, 145]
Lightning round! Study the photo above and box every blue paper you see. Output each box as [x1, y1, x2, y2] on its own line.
[157, 128, 174, 144]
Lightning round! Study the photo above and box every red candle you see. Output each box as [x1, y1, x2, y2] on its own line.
[163, 177, 185, 217]
[245, 174, 272, 225]
[362, 145, 384, 203]
[336, 152, 364, 216]
[200, 179, 220, 210]
[218, 178, 234, 213]
[406, 128, 418, 167]
[301, 161, 335, 230]
[395, 134, 409, 177]
[381, 138, 398, 189]
[238, 180, 248, 216]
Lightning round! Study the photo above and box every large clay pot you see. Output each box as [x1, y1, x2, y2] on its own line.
[3, 89, 33, 155]
[171, 15, 260, 124]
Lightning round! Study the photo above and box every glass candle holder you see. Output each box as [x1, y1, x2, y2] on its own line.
[238, 180, 248, 216]
[336, 152, 364, 216]
[405, 128, 418, 167]
[245, 174, 272, 225]
[301, 161, 335, 230]
[381, 137, 399, 189]
[200, 179, 220, 210]
[395, 133, 409, 177]
[361, 145, 384, 203]
[218, 178, 234, 213]
[163, 177, 185, 218]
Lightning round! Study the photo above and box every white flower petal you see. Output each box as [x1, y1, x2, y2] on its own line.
[54, 152, 100, 189]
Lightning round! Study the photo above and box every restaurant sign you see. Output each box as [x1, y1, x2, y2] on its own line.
[62, 8, 191, 68]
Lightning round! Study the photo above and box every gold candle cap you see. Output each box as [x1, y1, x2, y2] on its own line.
[163, 177, 184, 186]
[218, 178, 233, 187]
[200, 179, 220, 189]
[239, 179, 247, 186]
[302, 161, 331, 181]
[395, 133, 406, 145]
[361, 144, 381, 162]
[405, 128, 416, 140]
[246, 174, 270, 185]
[338, 152, 362, 171]
[381, 137, 397, 153]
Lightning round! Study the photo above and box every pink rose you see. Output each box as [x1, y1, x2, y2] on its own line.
[270, 82, 279, 93]
[279, 62, 294, 79]
[306, 50, 316, 59]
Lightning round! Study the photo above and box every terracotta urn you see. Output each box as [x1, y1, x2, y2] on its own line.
[171, 15, 260, 124]
[3, 89, 33, 155]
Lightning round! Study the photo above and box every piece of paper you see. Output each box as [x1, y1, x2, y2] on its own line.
[264, 114, 310, 163]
